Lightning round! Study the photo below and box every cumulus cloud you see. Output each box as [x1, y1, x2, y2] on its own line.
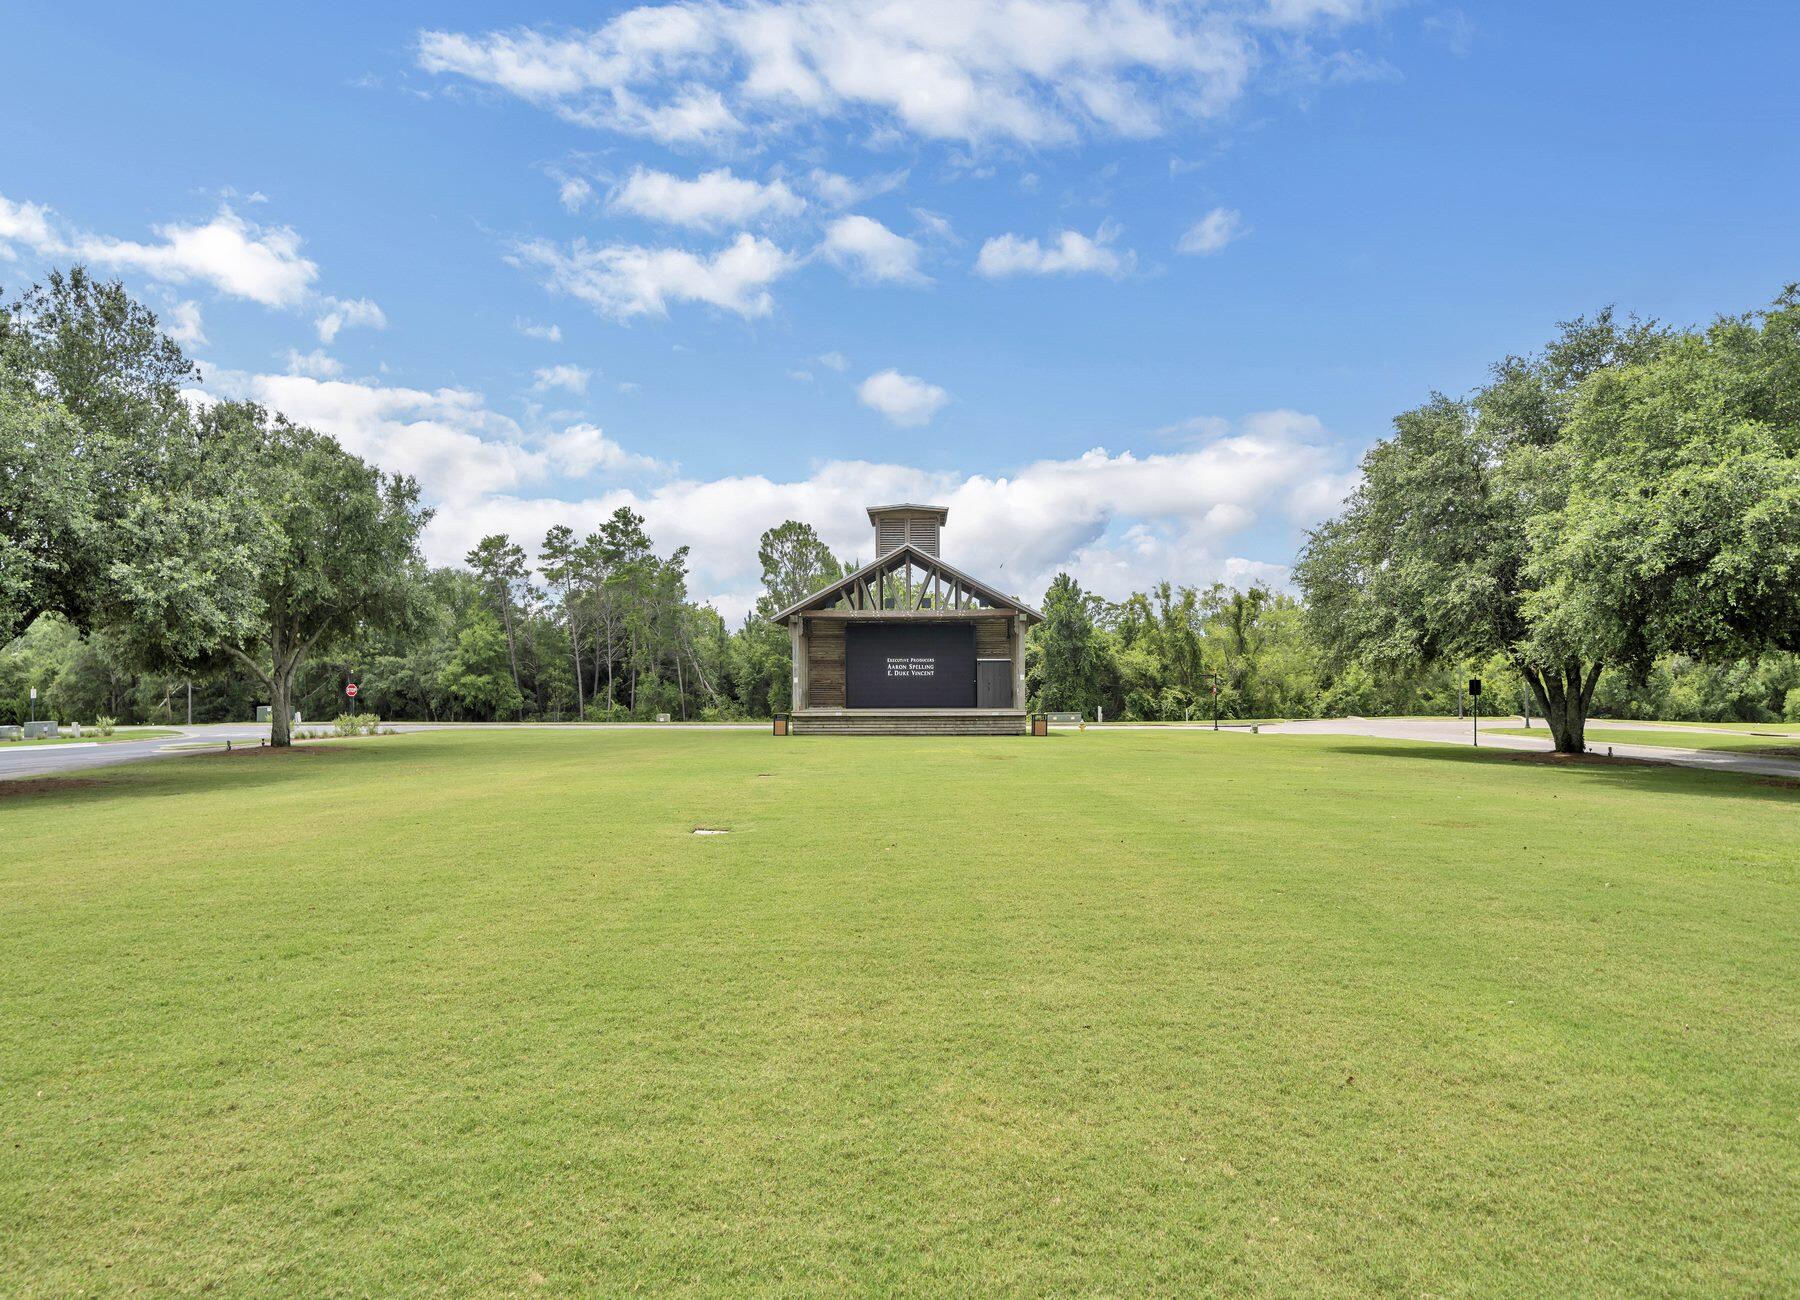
[0, 194, 318, 306]
[821, 214, 926, 284]
[314, 295, 387, 343]
[1177, 206, 1246, 255]
[414, 1, 1352, 147]
[204, 370, 540, 502]
[610, 166, 805, 229]
[558, 177, 595, 211]
[975, 222, 1133, 278]
[515, 318, 563, 342]
[539, 422, 665, 476]
[165, 300, 207, 348]
[807, 167, 909, 208]
[858, 369, 949, 426]
[532, 363, 592, 394]
[511, 231, 795, 320]
[815, 350, 849, 371]
[416, 413, 1355, 623]
[283, 348, 344, 379]
[197, 359, 1353, 622]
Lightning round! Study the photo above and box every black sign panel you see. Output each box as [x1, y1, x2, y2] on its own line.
[845, 624, 976, 708]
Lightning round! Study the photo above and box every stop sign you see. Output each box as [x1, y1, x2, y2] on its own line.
[345, 683, 359, 699]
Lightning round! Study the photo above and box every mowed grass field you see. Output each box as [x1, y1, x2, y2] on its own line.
[2, 731, 1796, 1296]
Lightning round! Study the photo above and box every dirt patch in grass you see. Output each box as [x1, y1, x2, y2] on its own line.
[0, 777, 103, 799]
[206, 744, 354, 761]
[1502, 750, 1646, 767]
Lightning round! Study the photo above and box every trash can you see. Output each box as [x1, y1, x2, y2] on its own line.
[1031, 715, 1048, 736]
[772, 715, 789, 736]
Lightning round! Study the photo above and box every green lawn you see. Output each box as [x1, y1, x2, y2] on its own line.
[1499, 725, 1800, 755]
[3, 731, 1795, 1295]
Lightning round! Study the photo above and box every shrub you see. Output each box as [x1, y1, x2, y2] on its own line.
[1785, 688, 1800, 723]
[331, 713, 383, 737]
[95, 716, 116, 737]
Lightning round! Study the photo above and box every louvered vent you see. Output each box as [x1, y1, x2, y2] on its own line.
[868, 504, 948, 559]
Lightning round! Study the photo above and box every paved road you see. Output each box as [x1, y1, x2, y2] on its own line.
[0, 720, 767, 782]
[1256, 716, 1800, 781]
[0, 724, 273, 781]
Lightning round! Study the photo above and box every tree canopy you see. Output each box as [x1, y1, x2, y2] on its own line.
[1297, 295, 1800, 751]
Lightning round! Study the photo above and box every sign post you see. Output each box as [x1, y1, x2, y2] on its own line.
[1468, 677, 1482, 746]
[28, 686, 36, 725]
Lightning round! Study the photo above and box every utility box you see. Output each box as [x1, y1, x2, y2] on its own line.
[23, 722, 59, 739]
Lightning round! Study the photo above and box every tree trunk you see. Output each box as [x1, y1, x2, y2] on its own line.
[1522, 660, 1602, 754]
[569, 615, 586, 720]
[270, 667, 293, 747]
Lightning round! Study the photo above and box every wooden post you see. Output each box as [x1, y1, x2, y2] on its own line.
[1011, 614, 1026, 710]
[790, 617, 808, 711]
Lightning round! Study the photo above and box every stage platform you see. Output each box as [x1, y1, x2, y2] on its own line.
[789, 709, 1030, 736]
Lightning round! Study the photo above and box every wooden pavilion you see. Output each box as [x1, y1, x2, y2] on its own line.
[770, 505, 1043, 735]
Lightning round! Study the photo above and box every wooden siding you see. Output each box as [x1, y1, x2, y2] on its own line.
[791, 710, 1028, 736]
[806, 620, 846, 707]
[975, 618, 1011, 659]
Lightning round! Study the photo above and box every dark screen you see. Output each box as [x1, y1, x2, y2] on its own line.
[845, 624, 976, 708]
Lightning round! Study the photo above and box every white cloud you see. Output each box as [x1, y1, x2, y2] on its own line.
[912, 208, 958, 244]
[314, 295, 387, 343]
[511, 231, 796, 320]
[610, 166, 805, 229]
[284, 348, 343, 379]
[975, 222, 1133, 278]
[815, 350, 849, 371]
[198, 358, 1350, 622]
[539, 422, 663, 476]
[532, 363, 591, 394]
[414, 411, 1353, 623]
[515, 318, 563, 342]
[858, 369, 949, 426]
[1178, 206, 1246, 255]
[558, 176, 596, 211]
[416, 1, 1324, 147]
[205, 370, 541, 503]
[821, 215, 926, 284]
[165, 300, 207, 348]
[807, 167, 909, 208]
[0, 194, 318, 306]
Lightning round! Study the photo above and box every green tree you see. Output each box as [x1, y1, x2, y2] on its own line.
[755, 520, 845, 615]
[465, 534, 530, 713]
[1030, 573, 1119, 718]
[2, 268, 261, 654]
[438, 606, 524, 720]
[197, 404, 430, 745]
[1297, 311, 1667, 752]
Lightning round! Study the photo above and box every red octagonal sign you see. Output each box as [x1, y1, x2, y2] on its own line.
[345, 683, 359, 698]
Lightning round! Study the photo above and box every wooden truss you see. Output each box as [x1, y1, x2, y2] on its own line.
[768, 543, 1043, 623]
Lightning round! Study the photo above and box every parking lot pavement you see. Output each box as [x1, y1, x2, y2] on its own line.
[1258, 716, 1800, 780]
[0, 725, 269, 781]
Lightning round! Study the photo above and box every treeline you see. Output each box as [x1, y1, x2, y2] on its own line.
[6, 538, 1796, 729]
[5, 268, 1796, 738]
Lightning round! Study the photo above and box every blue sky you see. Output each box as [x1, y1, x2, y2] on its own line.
[3, 2, 1796, 619]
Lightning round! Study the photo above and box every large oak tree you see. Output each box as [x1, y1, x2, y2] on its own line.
[1297, 297, 1800, 752]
